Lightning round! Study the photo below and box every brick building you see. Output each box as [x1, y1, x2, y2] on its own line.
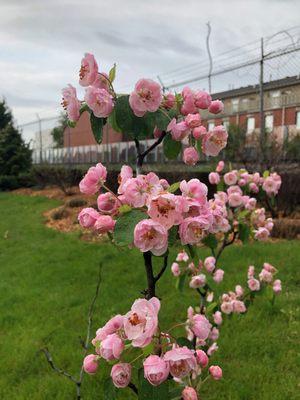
[202, 75, 300, 142]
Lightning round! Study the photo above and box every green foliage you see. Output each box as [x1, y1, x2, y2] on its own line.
[163, 134, 181, 160]
[224, 123, 246, 161]
[0, 193, 299, 399]
[202, 233, 218, 250]
[50, 113, 68, 148]
[90, 113, 106, 144]
[167, 182, 180, 193]
[103, 377, 117, 399]
[176, 337, 194, 349]
[0, 99, 31, 190]
[238, 222, 251, 243]
[284, 134, 300, 161]
[108, 64, 116, 83]
[138, 368, 169, 400]
[114, 209, 146, 246]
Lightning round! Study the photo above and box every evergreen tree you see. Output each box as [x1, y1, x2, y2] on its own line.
[0, 99, 32, 188]
[51, 113, 68, 148]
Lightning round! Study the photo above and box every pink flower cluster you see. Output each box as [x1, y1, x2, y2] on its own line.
[62, 53, 114, 121]
[171, 252, 224, 288]
[248, 263, 282, 294]
[220, 288, 247, 315]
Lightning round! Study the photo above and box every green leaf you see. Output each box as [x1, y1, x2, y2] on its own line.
[176, 337, 194, 349]
[238, 222, 250, 243]
[109, 63, 116, 83]
[163, 134, 181, 160]
[168, 226, 178, 247]
[103, 377, 116, 399]
[206, 301, 218, 314]
[238, 209, 250, 221]
[114, 210, 146, 246]
[79, 103, 90, 114]
[90, 114, 106, 144]
[138, 368, 170, 400]
[118, 204, 132, 214]
[108, 109, 122, 133]
[67, 120, 76, 128]
[142, 342, 154, 356]
[263, 170, 270, 178]
[167, 182, 180, 193]
[202, 234, 218, 249]
[176, 274, 186, 292]
[153, 108, 176, 131]
[114, 95, 157, 139]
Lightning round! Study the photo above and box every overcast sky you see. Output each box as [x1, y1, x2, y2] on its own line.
[1, 0, 299, 137]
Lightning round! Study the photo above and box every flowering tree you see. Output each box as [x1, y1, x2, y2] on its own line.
[58, 53, 282, 399]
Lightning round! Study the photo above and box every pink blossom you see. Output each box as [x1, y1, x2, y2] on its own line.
[216, 160, 225, 173]
[245, 197, 257, 210]
[190, 314, 211, 340]
[213, 269, 224, 283]
[262, 174, 281, 196]
[248, 278, 260, 291]
[192, 126, 207, 140]
[171, 262, 181, 277]
[235, 285, 244, 297]
[189, 274, 206, 289]
[249, 182, 259, 193]
[79, 53, 98, 86]
[162, 93, 176, 109]
[209, 365, 223, 380]
[79, 163, 107, 195]
[224, 171, 238, 186]
[195, 349, 209, 368]
[263, 263, 276, 273]
[254, 227, 270, 241]
[204, 256, 216, 273]
[179, 216, 211, 245]
[207, 342, 219, 356]
[78, 207, 99, 228]
[233, 300, 246, 313]
[93, 72, 110, 90]
[185, 113, 201, 129]
[118, 165, 133, 194]
[143, 355, 170, 386]
[61, 85, 81, 121]
[134, 219, 168, 256]
[209, 327, 219, 341]
[159, 179, 170, 189]
[181, 87, 197, 115]
[147, 193, 186, 229]
[180, 179, 208, 203]
[93, 315, 124, 343]
[228, 192, 243, 208]
[124, 297, 160, 347]
[176, 251, 189, 262]
[202, 125, 228, 156]
[99, 333, 124, 361]
[129, 79, 162, 117]
[259, 268, 273, 283]
[83, 354, 98, 374]
[94, 215, 116, 233]
[208, 100, 224, 114]
[123, 177, 148, 207]
[221, 301, 233, 314]
[85, 87, 114, 118]
[273, 279, 282, 294]
[111, 363, 132, 388]
[167, 118, 190, 141]
[194, 90, 212, 109]
[213, 311, 223, 325]
[209, 172, 220, 185]
[97, 193, 118, 214]
[183, 147, 199, 165]
[164, 346, 197, 378]
[248, 265, 255, 279]
[182, 386, 199, 400]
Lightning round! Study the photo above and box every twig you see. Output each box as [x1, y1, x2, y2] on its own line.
[42, 264, 102, 399]
[216, 231, 237, 261]
[128, 382, 138, 394]
[143, 252, 156, 299]
[134, 132, 168, 174]
[154, 254, 168, 283]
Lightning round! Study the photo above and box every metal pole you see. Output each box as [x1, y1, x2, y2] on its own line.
[36, 113, 43, 163]
[259, 37, 265, 153]
[206, 22, 213, 93]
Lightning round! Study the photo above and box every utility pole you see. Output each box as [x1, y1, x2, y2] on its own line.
[206, 22, 213, 93]
[259, 37, 265, 155]
[36, 113, 43, 163]
[157, 75, 166, 93]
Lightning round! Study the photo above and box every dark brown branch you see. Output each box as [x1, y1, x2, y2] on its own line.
[216, 231, 237, 261]
[154, 254, 168, 283]
[143, 252, 156, 299]
[42, 348, 79, 385]
[135, 131, 167, 173]
[128, 382, 138, 395]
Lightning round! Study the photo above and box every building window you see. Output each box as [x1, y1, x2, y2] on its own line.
[265, 115, 274, 131]
[208, 121, 215, 131]
[296, 111, 300, 129]
[231, 98, 239, 112]
[247, 117, 255, 134]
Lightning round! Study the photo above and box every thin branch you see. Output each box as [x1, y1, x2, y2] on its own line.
[216, 231, 237, 261]
[154, 254, 168, 283]
[128, 382, 138, 395]
[41, 348, 79, 385]
[140, 131, 167, 160]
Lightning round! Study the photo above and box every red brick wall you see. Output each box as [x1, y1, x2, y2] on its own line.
[63, 111, 123, 147]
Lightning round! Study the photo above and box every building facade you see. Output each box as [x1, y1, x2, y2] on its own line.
[202, 75, 300, 142]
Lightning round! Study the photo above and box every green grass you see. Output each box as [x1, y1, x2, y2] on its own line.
[0, 193, 299, 400]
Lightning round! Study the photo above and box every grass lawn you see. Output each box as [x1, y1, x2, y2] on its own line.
[0, 193, 299, 400]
